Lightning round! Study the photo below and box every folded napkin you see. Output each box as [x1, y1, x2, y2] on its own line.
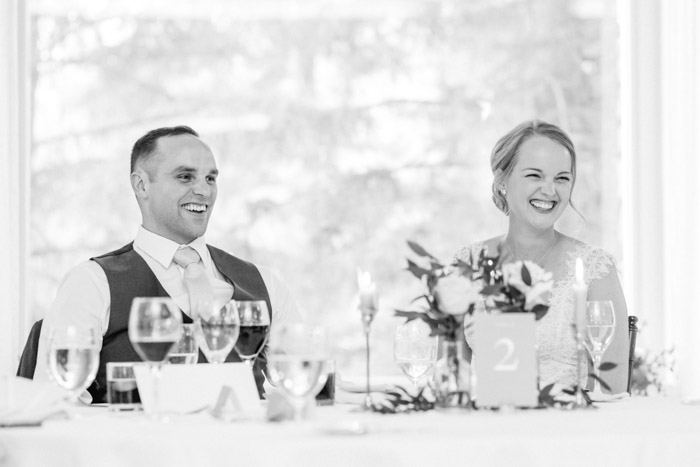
[0, 377, 69, 427]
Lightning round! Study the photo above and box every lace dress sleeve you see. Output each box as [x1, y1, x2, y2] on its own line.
[453, 242, 488, 264]
[582, 245, 616, 285]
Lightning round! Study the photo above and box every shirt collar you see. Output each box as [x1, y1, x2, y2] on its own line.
[134, 226, 210, 269]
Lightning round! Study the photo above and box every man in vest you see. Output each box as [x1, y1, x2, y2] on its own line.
[34, 125, 302, 403]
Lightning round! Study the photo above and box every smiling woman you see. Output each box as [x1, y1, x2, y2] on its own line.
[456, 120, 629, 394]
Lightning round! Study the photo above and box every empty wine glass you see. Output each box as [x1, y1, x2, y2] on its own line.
[193, 300, 240, 364]
[128, 297, 183, 418]
[47, 324, 99, 406]
[267, 323, 330, 422]
[394, 320, 438, 390]
[233, 300, 270, 366]
[583, 300, 616, 394]
[167, 323, 199, 364]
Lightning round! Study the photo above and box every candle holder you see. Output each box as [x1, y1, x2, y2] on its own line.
[357, 270, 378, 411]
[572, 324, 591, 409]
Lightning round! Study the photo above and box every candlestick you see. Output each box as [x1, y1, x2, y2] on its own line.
[573, 258, 587, 331]
[572, 257, 590, 409]
[357, 269, 378, 323]
[356, 269, 378, 411]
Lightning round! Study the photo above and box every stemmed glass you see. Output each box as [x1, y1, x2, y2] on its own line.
[128, 297, 183, 418]
[233, 300, 270, 366]
[267, 323, 330, 422]
[583, 300, 616, 394]
[47, 324, 99, 407]
[193, 300, 240, 364]
[166, 323, 199, 364]
[393, 320, 438, 391]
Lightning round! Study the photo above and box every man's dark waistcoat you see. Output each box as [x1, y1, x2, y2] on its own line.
[87, 243, 272, 403]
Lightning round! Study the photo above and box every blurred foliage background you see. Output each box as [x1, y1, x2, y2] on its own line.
[29, 0, 621, 378]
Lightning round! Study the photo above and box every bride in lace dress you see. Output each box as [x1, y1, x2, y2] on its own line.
[456, 120, 629, 394]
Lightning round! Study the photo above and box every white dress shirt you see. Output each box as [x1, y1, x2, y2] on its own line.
[34, 227, 302, 385]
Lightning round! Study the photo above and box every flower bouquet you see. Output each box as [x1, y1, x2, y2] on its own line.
[477, 256, 553, 319]
[394, 241, 492, 409]
[395, 241, 556, 410]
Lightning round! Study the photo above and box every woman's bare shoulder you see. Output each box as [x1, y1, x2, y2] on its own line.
[453, 235, 503, 261]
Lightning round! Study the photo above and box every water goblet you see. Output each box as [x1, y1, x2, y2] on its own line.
[233, 300, 270, 367]
[47, 324, 99, 407]
[583, 300, 616, 394]
[193, 300, 240, 364]
[128, 297, 183, 418]
[167, 323, 199, 364]
[393, 320, 438, 391]
[267, 323, 330, 422]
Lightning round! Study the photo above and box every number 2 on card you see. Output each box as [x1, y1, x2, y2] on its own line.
[493, 337, 519, 371]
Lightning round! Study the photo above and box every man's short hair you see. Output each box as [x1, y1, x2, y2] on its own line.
[130, 125, 199, 173]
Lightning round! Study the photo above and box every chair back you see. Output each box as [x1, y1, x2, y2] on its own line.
[16, 319, 43, 379]
[627, 315, 639, 394]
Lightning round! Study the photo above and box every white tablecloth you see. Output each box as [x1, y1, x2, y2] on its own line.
[1, 397, 699, 467]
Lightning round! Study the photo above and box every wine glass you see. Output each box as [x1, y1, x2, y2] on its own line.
[393, 320, 438, 390]
[47, 324, 99, 407]
[267, 323, 330, 422]
[128, 297, 183, 418]
[583, 300, 616, 394]
[167, 323, 199, 364]
[233, 300, 270, 366]
[193, 300, 240, 364]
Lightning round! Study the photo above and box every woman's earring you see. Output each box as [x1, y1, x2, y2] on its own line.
[500, 188, 507, 195]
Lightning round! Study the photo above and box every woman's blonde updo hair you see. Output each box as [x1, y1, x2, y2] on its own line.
[491, 119, 576, 214]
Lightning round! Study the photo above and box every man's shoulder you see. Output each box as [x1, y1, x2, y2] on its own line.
[90, 242, 148, 275]
[91, 243, 135, 261]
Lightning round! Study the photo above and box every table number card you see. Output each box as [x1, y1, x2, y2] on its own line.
[474, 313, 538, 408]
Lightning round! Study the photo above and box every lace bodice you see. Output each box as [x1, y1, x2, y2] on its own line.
[456, 241, 616, 388]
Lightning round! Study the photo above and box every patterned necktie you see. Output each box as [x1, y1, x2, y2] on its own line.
[173, 247, 215, 316]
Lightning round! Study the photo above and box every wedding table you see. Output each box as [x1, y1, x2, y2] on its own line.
[1, 396, 699, 467]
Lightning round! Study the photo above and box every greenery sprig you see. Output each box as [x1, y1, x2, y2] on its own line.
[370, 386, 435, 414]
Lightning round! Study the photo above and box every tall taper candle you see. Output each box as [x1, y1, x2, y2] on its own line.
[573, 257, 587, 331]
[357, 269, 378, 317]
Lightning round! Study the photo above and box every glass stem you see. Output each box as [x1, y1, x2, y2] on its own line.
[150, 363, 162, 418]
[593, 354, 603, 393]
[292, 398, 306, 422]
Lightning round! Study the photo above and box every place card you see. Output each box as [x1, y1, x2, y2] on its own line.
[133, 363, 262, 417]
[474, 313, 538, 408]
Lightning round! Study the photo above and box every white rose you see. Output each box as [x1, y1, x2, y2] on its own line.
[501, 261, 553, 311]
[433, 275, 481, 315]
[524, 279, 553, 310]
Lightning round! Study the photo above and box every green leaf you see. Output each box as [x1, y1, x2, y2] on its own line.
[532, 304, 549, 320]
[480, 284, 503, 296]
[598, 362, 618, 371]
[394, 310, 427, 322]
[589, 373, 612, 391]
[406, 259, 431, 279]
[521, 263, 532, 286]
[453, 259, 473, 274]
[407, 240, 436, 259]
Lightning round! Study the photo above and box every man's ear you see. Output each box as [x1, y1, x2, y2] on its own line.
[130, 169, 148, 200]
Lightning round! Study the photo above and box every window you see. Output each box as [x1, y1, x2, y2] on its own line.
[29, 0, 621, 376]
